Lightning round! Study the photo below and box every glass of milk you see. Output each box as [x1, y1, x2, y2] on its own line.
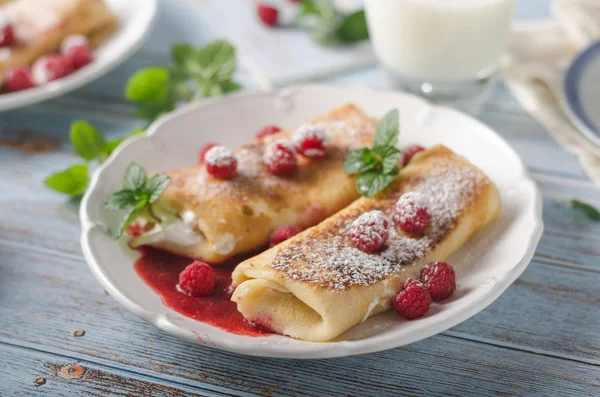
[365, 0, 516, 111]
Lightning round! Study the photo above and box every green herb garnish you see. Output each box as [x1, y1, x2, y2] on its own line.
[571, 200, 600, 221]
[343, 109, 401, 197]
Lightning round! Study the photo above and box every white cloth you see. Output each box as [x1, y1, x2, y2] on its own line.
[503, 0, 600, 183]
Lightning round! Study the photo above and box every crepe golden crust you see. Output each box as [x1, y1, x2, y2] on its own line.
[150, 104, 375, 263]
[231, 145, 501, 342]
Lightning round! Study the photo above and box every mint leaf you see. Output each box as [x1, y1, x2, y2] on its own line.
[172, 43, 197, 71]
[45, 164, 88, 196]
[196, 78, 224, 98]
[196, 40, 236, 82]
[337, 10, 369, 42]
[356, 171, 397, 198]
[297, 0, 321, 19]
[105, 190, 138, 210]
[343, 148, 378, 174]
[571, 200, 600, 221]
[219, 80, 242, 94]
[70, 120, 106, 161]
[124, 162, 147, 190]
[114, 204, 145, 239]
[146, 174, 170, 203]
[374, 145, 401, 174]
[125, 67, 170, 103]
[374, 109, 400, 148]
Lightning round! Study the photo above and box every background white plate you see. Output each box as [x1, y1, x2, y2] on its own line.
[0, 0, 157, 111]
[80, 85, 543, 359]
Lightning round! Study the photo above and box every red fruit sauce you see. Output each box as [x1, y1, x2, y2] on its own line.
[134, 247, 271, 337]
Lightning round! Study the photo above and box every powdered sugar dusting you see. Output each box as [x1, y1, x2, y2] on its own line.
[394, 191, 430, 223]
[293, 124, 328, 146]
[271, 164, 487, 290]
[205, 146, 236, 167]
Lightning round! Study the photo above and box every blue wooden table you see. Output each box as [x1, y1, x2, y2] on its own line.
[2, 0, 600, 396]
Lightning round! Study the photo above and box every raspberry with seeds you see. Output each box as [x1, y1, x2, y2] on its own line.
[31, 55, 73, 85]
[264, 140, 298, 175]
[402, 144, 425, 167]
[4, 67, 35, 92]
[257, 4, 279, 27]
[0, 22, 14, 47]
[420, 261, 456, 301]
[293, 125, 328, 159]
[393, 191, 431, 236]
[392, 278, 431, 319]
[269, 225, 300, 247]
[61, 35, 93, 69]
[205, 145, 237, 179]
[256, 125, 281, 139]
[348, 210, 390, 252]
[198, 142, 219, 164]
[177, 261, 216, 297]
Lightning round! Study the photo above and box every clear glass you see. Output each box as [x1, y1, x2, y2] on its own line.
[365, 0, 516, 113]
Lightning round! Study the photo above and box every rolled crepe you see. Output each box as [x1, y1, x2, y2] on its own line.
[231, 145, 501, 342]
[142, 104, 375, 263]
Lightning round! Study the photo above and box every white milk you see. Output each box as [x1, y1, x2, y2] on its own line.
[365, 0, 516, 82]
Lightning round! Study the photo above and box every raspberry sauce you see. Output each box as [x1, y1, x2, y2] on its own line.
[134, 247, 270, 337]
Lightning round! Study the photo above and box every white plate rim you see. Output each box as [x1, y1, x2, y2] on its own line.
[80, 84, 544, 359]
[0, 0, 158, 111]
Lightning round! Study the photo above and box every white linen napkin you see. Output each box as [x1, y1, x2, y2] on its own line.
[502, 0, 600, 183]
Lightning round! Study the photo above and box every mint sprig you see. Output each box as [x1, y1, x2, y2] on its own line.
[571, 200, 600, 221]
[343, 109, 401, 197]
[104, 163, 170, 238]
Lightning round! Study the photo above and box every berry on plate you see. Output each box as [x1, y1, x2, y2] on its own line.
[264, 140, 298, 175]
[257, 3, 279, 27]
[205, 145, 238, 179]
[393, 191, 431, 236]
[61, 34, 93, 69]
[269, 225, 300, 247]
[392, 278, 431, 319]
[256, 125, 281, 139]
[4, 67, 35, 92]
[348, 210, 390, 252]
[293, 125, 328, 159]
[402, 144, 425, 167]
[0, 22, 14, 47]
[31, 55, 73, 85]
[198, 142, 219, 164]
[420, 261, 456, 301]
[177, 261, 216, 297]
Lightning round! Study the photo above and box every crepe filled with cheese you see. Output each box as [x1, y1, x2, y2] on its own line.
[137, 104, 375, 263]
[231, 145, 501, 342]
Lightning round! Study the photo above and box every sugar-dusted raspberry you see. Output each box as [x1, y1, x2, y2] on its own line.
[293, 125, 328, 159]
[61, 35, 92, 69]
[269, 225, 300, 247]
[392, 278, 431, 319]
[393, 191, 431, 236]
[256, 125, 281, 139]
[177, 261, 216, 297]
[31, 55, 73, 85]
[348, 210, 390, 252]
[257, 3, 279, 27]
[198, 142, 219, 164]
[420, 261, 456, 301]
[402, 144, 425, 167]
[4, 67, 35, 92]
[264, 140, 298, 175]
[0, 22, 14, 47]
[125, 222, 151, 238]
[205, 145, 237, 179]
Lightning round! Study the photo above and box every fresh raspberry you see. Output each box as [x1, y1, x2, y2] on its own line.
[420, 262, 456, 301]
[205, 145, 237, 179]
[293, 125, 328, 159]
[257, 4, 279, 27]
[0, 23, 14, 47]
[177, 261, 216, 297]
[393, 191, 431, 236]
[31, 55, 73, 85]
[198, 142, 219, 164]
[269, 225, 300, 247]
[264, 140, 297, 175]
[402, 144, 425, 167]
[256, 125, 281, 139]
[349, 210, 390, 252]
[61, 35, 92, 69]
[392, 278, 431, 319]
[4, 67, 35, 92]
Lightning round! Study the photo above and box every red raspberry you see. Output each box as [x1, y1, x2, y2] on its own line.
[420, 261, 456, 301]
[205, 145, 237, 179]
[257, 4, 279, 27]
[269, 225, 300, 247]
[393, 192, 431, 236]
[293, 125, 328, 159]
[264, 140, 297, 175]
[256, 125, 281, 139]
[31, 55, 73, 85]
[348, 210, 390, 252]
[177, 261, 216, 297]
[392, 278, 431, 319]
[125, 222, 151, 238]
[198, 142, 218, 164]
[4, 67, 35, 92]
[0, 23, 14, 47]
[402, 144, 426, 167]
[61, 35, 93, 69]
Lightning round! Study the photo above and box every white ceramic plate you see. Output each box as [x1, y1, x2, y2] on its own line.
[80, 85, 543, 359]
[0, 0, 157, 111]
